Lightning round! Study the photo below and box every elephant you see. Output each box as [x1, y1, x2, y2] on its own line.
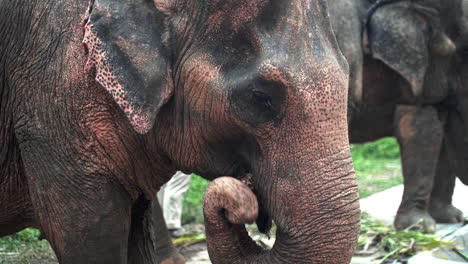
[0, 0, 360, 263]
[328, 0, 468, 232]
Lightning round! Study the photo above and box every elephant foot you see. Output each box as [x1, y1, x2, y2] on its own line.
[394, 209, 436, 233]
[159, 253, 185, 264]
[429, 202, 464, 223]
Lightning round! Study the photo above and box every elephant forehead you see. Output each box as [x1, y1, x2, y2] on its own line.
[181, 53, 222, 88]
[259, 58, 348, 93]
[178, 53, 227, 114]
[257, 64, 293, 87]
[205, 0, 268, 34]
[201, 0, 327, 36]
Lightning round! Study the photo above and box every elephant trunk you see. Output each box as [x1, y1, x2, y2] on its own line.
[203, 177, 265, 263]
[203, 150, 361, 264]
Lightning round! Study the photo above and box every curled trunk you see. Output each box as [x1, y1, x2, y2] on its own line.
[204, 170, 360, 264]
[203, 177, 264, 263]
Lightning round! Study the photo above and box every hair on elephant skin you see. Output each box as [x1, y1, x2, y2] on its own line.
[0, 0, 360, 263]
[328, 0, 468, 232]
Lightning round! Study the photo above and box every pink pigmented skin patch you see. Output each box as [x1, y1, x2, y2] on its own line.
[230, 0, 267, 32]
[82, 21, 153, 134]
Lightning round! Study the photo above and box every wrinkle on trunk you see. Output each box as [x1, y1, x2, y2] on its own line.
[203, 177, 264, 263]
[203, 157, 361, 264]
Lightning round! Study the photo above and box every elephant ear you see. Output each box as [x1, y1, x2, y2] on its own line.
[366, 3, 430, 97]
[83, 0, 172, 134]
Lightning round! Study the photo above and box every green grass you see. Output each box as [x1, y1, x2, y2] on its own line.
[0, 229, 40, 251]
[351, 138, 402, 198]
[0, 229, 56, 264]
[352, 137, 400, 160]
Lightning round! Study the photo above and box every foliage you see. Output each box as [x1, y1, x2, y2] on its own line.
[172, 233, 206, 247]
[358, 213, 456, 263]
[182, 175, 210, 224]
[0, 229, 57, 263]
[0, 229, 40, 251]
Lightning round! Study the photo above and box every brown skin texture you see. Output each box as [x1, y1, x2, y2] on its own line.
[1, 0, 359, 263]
[0, 1, 183, 263]
[328, 0, 468, 232]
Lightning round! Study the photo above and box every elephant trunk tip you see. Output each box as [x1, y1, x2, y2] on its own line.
[203, 176, 259, 226]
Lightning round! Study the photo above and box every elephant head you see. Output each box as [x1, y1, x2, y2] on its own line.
[83, 0, 360, 262]
[365, 0, 465, 99]
[365, 0, 468, 185]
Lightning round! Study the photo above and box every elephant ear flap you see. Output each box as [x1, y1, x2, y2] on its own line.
[83, 0, 172, 134]
[367, 4, 430, 97]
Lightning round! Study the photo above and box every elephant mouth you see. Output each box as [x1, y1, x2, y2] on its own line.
[238, 173, 254, 190]
[237, 173, 273, 236]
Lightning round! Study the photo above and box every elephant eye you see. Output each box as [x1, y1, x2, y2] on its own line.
[231, 80, 285, 126]
[252, 90, 273, 109]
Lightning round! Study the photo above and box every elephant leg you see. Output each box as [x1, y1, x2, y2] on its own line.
[127, 197, 184, 264]
[32, 183, 132, 264]
[0, 128, 37, 236]
[0, 181, 36, 237]
[393, 105, 443, 232]
[21, 150, 133, 264]
[0, 169, 36, 237]
[428, 141, 464, 223]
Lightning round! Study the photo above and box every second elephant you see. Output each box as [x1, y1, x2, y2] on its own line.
[329, 0, 468, 231]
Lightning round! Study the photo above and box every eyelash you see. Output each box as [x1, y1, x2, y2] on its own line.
[252, 90, 273, 109]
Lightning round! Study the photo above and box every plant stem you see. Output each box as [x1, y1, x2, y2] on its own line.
[376, 246, 402, 264]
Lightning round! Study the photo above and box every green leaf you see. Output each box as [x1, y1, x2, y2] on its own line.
[357, 213, 456, 260]
[172, 233, 206, 246]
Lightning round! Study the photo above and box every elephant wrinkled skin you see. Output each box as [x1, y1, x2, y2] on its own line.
[0, 0, 359, 263]
[328, 0, 468, 232]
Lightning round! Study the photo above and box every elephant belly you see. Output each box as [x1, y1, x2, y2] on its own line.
[349, 106, 395, 143]
[348, 57, 409, 143]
